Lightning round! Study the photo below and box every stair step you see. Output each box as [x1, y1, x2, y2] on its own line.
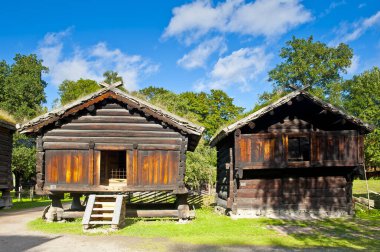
[94, 202, 116, 206]
[92, 208, 114, 211]
[91, 214, 114, 218]
[89, 221, 114, 225]
[94, 195, 118, 198]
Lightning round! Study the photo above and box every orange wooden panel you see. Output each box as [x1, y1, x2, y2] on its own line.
[94, 150, 101, 185]
[65, 153, 72, 184]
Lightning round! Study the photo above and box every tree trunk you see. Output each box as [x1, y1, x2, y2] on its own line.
[14, 172, 21, 192]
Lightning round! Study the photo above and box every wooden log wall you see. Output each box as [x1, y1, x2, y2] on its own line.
[216, 138, 234, 208]
[0, 126, 13, 190]
[236, 176, 351, 212]
[39, 101, 186, 192]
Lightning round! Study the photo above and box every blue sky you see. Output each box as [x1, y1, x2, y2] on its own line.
[1, 0, 380, 111]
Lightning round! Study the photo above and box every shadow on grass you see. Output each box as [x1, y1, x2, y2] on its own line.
[267, 215, 380, 251]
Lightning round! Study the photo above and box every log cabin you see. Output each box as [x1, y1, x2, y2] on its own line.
[19, 83, 204, 219]
[210, 90, 373, 218]
[0, 117, 15, 208]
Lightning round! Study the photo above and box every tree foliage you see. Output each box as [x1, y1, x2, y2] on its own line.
[103, 70, 123, 84]
[0, 54, 47, 190]
[0, 54, 48, 122]
[269, 36, 353, 91]
[263, 36, 353, 107]
[185, 140, 217, 191]
[343, 67, 380, 166]
[138, 87, 244, 138]
[58, 79, 100, 105]
[11, 133, 36, 190]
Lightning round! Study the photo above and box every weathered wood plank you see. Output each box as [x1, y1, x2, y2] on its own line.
[46, 130, 180, 138]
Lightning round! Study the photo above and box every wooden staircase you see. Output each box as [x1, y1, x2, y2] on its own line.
[82, 195, 126, 230]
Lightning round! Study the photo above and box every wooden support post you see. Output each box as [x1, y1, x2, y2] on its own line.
[227, 147, 234, 210]
[88, 141, 95, 185]
[70, 193, 84, 211]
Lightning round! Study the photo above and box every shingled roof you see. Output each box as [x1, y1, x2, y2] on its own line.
[19, 85, 205, 150]
[210, 90, 373, 147]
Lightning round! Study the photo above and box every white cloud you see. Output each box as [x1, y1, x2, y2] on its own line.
[227, 0, 312, 38]
[177, 37, 226, 69]
[195, 47, 272, 91]
[319, 1, 346, 17]
[346, 55, 360, 75]
[331, 11, 380, 45]
[163, 0, 312, 43]
[38, 29, 159, 91]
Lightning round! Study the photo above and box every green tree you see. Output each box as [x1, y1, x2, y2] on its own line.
[185, 140, 217, 191]
[58, 79, 100, 105]
[343, 67, 380, 166]
[11, 133, 36, 191]
[103, 70, 123, 84]
[0, 54, 48, 122]
[265, 36, 353, 106]
[138, 87, 244, 138]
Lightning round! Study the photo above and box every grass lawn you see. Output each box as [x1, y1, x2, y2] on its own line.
[27, 179, 380, 250]
[2, 192, 71, 211]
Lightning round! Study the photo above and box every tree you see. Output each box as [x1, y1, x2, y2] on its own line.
[11, 133, 36, 191]
[185, 140, 217, 191]
[343, 67, 380, 166]
[58, 79, 100, 105]
[266, 36, 353, 106]
[138, 87, 244, 138]
[103, 70, 123, 84]
[0, 54, 48, 122]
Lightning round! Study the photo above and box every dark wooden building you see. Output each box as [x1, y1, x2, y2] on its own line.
[0, 118, 15, 208]
[19, 84, 204, 218]
[211, 90, 372, 218]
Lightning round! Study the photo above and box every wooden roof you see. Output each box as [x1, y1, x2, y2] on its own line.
[0, 119, 16, 131]
[19, 85, 205, 150]
[210, 90, 374, 147]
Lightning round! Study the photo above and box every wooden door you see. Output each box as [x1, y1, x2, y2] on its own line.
[127, 149, 180, 187]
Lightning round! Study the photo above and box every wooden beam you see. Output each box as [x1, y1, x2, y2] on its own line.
[248, 122, 255, 129]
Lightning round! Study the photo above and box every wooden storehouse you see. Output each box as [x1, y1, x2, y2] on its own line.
[211, 90, 372, 218]
[0, 118, 15, 208]
[19, 84, 204, 220]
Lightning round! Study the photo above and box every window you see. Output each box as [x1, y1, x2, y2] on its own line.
[100, 151, 126, 185]
[288, 137, 310, 162]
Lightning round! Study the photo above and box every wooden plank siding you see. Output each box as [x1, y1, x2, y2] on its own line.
[0, 127, 14, 190]
[236, 130, 360, 170]
[236, 176, 350, 210]
[41, 102, 184, 192]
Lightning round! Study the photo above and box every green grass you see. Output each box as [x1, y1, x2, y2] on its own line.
[25, 179, 380, 249]
[28, 207, 380, 249]
[353, 179, 380, 194]
[3, 192, 71, 211]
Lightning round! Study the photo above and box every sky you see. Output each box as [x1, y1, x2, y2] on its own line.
[1, 0, 380, 111]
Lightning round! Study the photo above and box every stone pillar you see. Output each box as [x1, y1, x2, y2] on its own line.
[46, 194, 64, 222]
[176, 193, 190, 219]
[0, 190, 12, 209]
[70, 193, 84, 211]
